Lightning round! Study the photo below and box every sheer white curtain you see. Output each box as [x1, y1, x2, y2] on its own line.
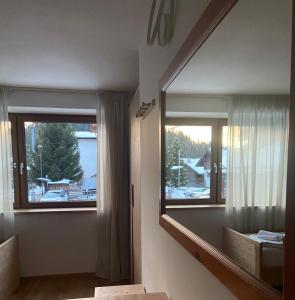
[96, 91, 131, 281]
[226, 95, 289, 232]
[0, 88, 14, 242]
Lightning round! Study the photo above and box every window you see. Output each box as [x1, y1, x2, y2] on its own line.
[165, 118, 227, 205]
[10, 114, 97, 209]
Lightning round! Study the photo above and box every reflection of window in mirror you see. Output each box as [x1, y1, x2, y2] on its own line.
[165, 118, 227, 205]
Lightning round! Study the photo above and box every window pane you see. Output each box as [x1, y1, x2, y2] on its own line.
[221, 126, 228, 199]
[25, 122, 97, 203]
[165, 125, 212, 200]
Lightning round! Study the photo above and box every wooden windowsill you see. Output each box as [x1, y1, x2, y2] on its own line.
[13, 207, 97, 214]
[166, 204, 225, 209]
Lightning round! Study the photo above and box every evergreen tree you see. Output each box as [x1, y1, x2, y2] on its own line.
[165, 136, 187, 188]
[165, 128, 211, 188]
[166, 129, 210, 159]
[27, 123, 83, 182]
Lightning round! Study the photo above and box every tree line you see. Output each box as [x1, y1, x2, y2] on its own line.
[165, 128, 210, 188]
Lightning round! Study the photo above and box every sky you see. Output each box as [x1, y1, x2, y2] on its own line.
[166, 125, 228, 146]
[166, 125, 212, 144]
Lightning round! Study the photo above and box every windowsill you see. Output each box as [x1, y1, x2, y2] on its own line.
[166, 204, 225, 209]
[13, 207, 97, 214]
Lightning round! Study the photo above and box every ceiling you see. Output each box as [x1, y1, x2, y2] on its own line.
[168, 0, 292, 95]
[0, 0, 151, 90]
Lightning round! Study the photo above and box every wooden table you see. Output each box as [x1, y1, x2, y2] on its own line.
[94, 284, 145, 297]
[66, 292, 169, 300]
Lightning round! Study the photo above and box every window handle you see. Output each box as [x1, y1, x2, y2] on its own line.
[20, 162, 24, 175]
[131, 184, 134, 208]
[214, 162, 218, 174]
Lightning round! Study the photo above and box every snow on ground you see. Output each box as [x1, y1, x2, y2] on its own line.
[166, 186, 210, 199]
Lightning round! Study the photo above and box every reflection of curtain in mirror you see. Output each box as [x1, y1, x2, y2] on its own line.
[226, 95, 289, 233]
[0, 88, 14, 242]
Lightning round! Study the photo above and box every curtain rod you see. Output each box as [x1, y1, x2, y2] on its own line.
[5, 86, 98, 95]
[5, 86, 135, 95]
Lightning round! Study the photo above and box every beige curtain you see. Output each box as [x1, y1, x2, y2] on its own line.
[96, 91, 131, 281]
[226, 95, 289, 233]
[0, 88, 14, 243]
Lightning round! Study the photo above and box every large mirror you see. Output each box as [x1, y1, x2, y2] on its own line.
[160, 0, 293, 298]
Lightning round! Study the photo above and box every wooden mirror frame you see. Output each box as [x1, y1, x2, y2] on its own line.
[159, 0, 295, 299]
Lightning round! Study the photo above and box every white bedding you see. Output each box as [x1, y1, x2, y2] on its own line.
[249, 233, 284, 245]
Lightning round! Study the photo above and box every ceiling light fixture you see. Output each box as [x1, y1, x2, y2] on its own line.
[147, 0, 177, 47]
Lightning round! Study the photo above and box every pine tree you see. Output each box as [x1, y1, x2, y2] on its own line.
[27, 123, 83, 182]
[165, 136, 187, 188]
[165, 129, 210, 159]
[165, 128, 212, 189]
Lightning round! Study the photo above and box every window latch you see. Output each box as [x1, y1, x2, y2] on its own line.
[214, 162, 218, 174]
[20, 162, 24, 175]
[131, 184, 135, 208]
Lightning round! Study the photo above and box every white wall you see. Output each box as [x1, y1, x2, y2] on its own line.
[8, 89, 97, 109]
[15, 211, 97, 277]
[166, 93, 229, 118]
[7, 89, 97, 114]
[167, 207, 225, 250]
[138, 0, 236, 299]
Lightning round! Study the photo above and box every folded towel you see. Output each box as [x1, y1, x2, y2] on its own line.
[258, 230, 279, 236]
[257, 230, 284, 242]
